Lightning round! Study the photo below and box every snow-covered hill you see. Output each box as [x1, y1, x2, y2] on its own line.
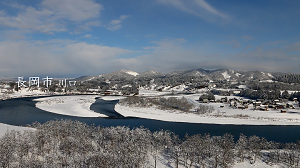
[69, 68, 287, 84]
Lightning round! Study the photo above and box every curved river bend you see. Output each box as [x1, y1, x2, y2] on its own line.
[1, 96, 300, 143]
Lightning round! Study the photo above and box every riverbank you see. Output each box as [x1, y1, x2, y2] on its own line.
[31, 94, 300, 125]
[0, 123, 35, 137]
[115, 92, 300, 125]
[115, 104, 300, 125]
[34, 95, 108, 117]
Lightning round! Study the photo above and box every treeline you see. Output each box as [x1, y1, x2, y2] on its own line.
[0, 120, 299, 167]
[120, 96, 216, 115]
[276, 74, 300, 84]
[290, 92, 300, 101]
[239, 89, 281, 100]
[239, 89, 300, 102]
[211, 89, 234, 96]
[119, 96, 194, 112]
[247, 81, 300, 91]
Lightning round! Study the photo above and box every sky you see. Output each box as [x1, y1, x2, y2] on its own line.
[0, 0, 300, 78]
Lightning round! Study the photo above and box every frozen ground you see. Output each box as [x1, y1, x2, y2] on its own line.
[34, 95, 107, 117]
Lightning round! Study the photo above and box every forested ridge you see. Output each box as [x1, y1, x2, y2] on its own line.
[0, 120, 299, 167]
[276, 74, 300, 84]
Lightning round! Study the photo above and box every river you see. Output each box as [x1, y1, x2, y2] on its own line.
[0, 96, 300, 142]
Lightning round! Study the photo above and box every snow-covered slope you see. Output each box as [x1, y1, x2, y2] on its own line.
[73, 68, 281, 83]
[120, 69, 139, 76]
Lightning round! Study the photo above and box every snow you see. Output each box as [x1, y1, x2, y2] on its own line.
[115, 94, 300, 125]
[86, 76, 95, 81]
[115, 104, 300, 125]
[166, 84, 188, 92]
[146, 152, 287, 168]
[235, 72, 242, 77]
[237, 85, 248, 89]
[100, 96, 126, 101]
[260, 80, 273, 83]
[122, 70, 139, 76]
[222, 71, 231, 80]
[195, 71, 205, 77]
[122, 84, 132, 88]
[233, 160, 287, 168]
[139, 88, 171, 97]
[267, 73, 274, 78]
[34, 95, 108, 117]
[0, 123, 35, 137]
[1, 88, 48, 99]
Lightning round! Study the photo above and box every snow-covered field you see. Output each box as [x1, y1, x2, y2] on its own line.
[115, 103, 300, 125]
[116, 91, 300, 125]
[28, 90, 300, 125]
[34, 95, 107, 117]
[1, 88, 48, 99]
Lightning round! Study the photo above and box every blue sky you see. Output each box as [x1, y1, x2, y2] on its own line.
[0, 0, 300, 77]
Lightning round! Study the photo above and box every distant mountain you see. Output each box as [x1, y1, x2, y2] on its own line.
[164, 68, 279, 82]
[101, 70, 139, 79]
[0, 77, 17, 81]
[139, 71, 163, 77]
[71, 68, 294, 83]
[74, 76, 94, 81]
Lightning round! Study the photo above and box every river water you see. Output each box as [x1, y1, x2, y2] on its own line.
[1, 96, 300, 142]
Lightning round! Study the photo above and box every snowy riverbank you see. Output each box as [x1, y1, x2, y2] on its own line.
[115, 92, 300, 125]
[115, 104, 300, 125]
[31, 93, 300, 125]
[34, 95, 108, 117]
[0, 123, 35, 137]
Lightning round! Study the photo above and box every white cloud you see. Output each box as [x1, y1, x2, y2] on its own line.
[115, 38, 300, 74]
[41, 0, 103, 22]
[144, 38, 187, 50]
[157, 0, 229, 22]
[120, 15, 130, 20]
[216, 41, 300, 73]
[1, 37, 300, 77]
[84, 34, 92, 38]
[0, 40, 135, 77]
[117, 38, 209, 72]
[1, 2, 27, 10]
[221, 39, 241, 48]
[145, 34, 154, 38]
[106, 15, 130, 31]
[0, 0, 103, 34]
